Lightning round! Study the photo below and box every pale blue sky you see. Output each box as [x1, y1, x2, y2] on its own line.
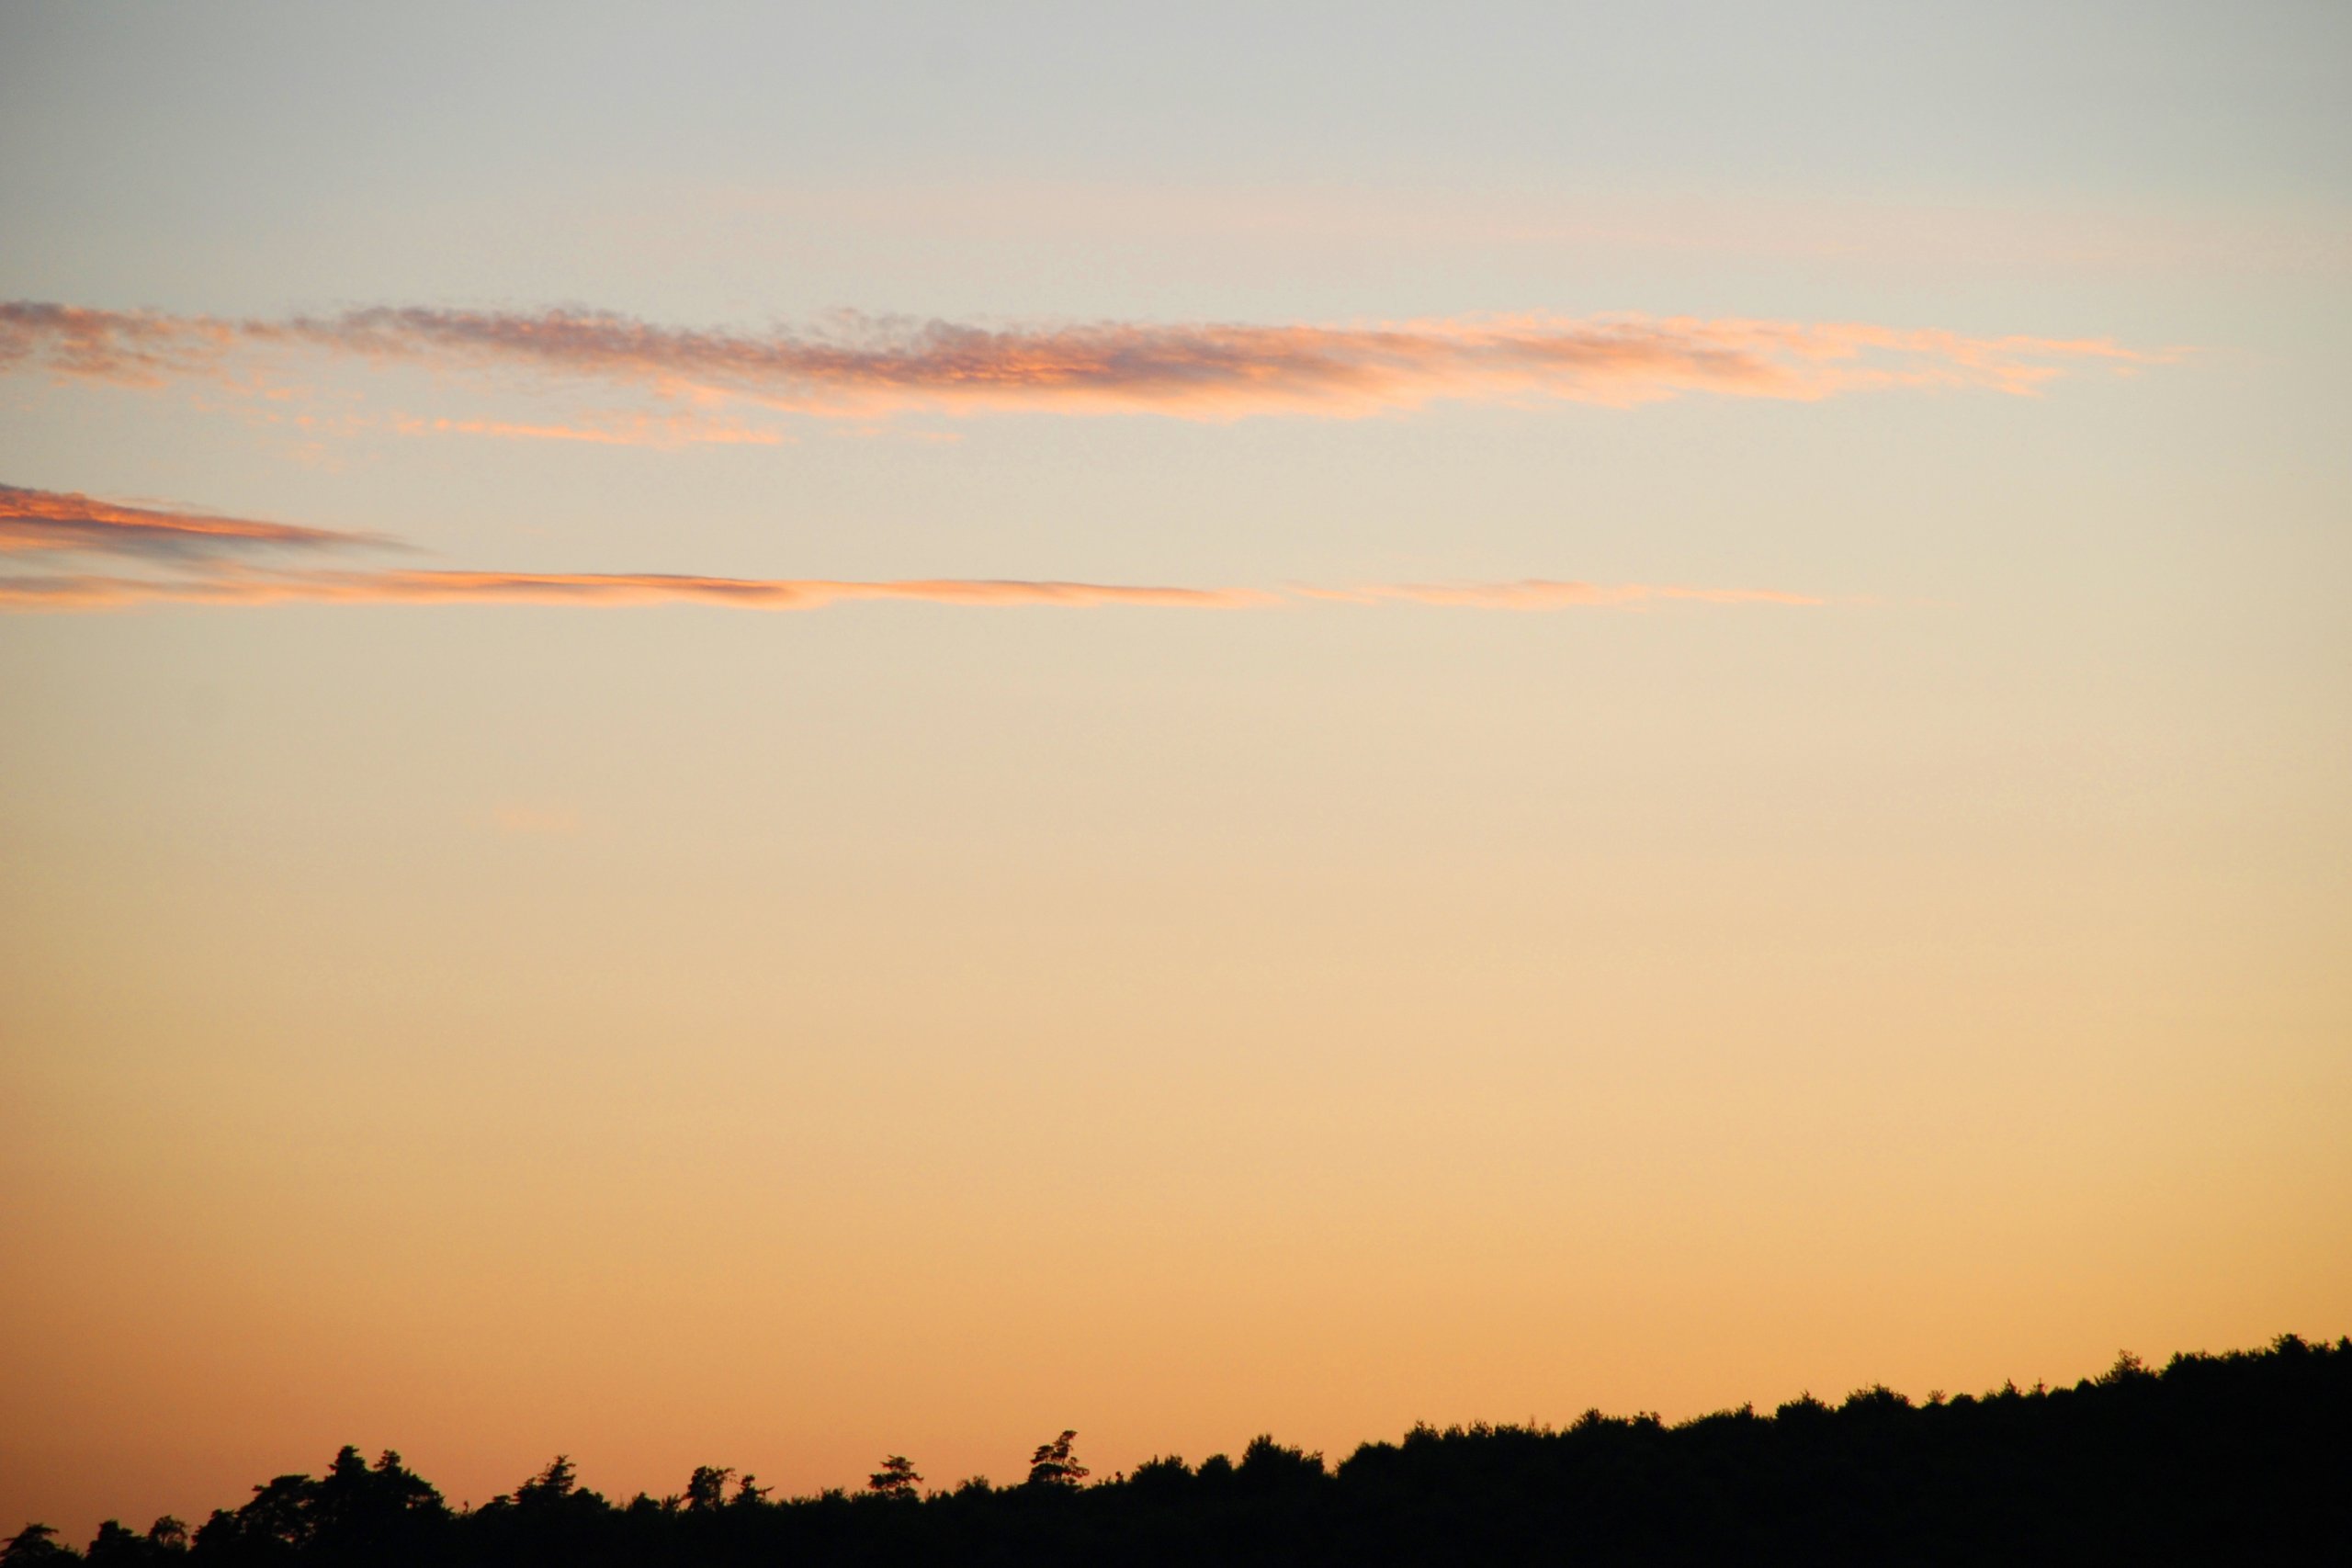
[3, 0, 2347, 1542]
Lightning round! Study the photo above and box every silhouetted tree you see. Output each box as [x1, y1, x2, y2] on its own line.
[201, 1471, 315, 1554]
[865, 1457, 922, 1501]
[75, 1520, 184, 1566]
[12, 1336, 2348, 1566]
[682, 1468, 733, 1512]
[511, 1457, 577, 1506]
[1026, 1431, 1088, 1488]
[81, 1523, 146, 1567]
[1238, 1434, 1327, 1491]
[1126, 1456, 1193, 1496]
[1, 1524, 74, 1563]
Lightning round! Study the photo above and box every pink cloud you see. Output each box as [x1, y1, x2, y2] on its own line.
[0, 482, 1828, 618]
[389, 412, 790, 447]
[0, 482, 386, 558]
[0, 567, 1274, 612]
[0, 301, 238, 386]
[1, 299, 2165, 422]
[0, 567, 1828, 616]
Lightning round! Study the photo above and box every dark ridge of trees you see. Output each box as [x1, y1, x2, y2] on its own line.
[9, 1335, 2348, 1566]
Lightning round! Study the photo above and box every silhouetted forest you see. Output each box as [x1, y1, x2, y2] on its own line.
[11, 1335, 2346, 1565]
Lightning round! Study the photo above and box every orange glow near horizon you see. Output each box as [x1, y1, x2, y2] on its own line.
[6, 4, 2348, 1551]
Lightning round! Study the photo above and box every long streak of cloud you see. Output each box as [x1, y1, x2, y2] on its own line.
[0, 481, 386, 558]
[0, 570, 1270, 611]
[388, 413, 791, 447]
[0, 299, 2161, 421]
[1295, 581, 1824, 608]
[0, 481, 1824, 615]
[0, 568, 1824, 614]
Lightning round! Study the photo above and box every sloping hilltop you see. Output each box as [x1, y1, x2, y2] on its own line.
[12, 1335, 2348, 1566]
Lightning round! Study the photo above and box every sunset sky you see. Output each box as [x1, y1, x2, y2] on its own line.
[4, 0, 2348, 1540]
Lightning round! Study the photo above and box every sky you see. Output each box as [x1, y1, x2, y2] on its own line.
[3, 0, 2348, 1540]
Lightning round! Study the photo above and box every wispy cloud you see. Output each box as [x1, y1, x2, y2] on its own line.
[0, 565, 1824, 615]
[1295, 581, 1824, 609]
[0, 568, 1276, 611]
[0, 481, 1828, 617]
[0, 481, 387, 558]
[0, 301, 241, 386]
[388, 412, 791, 447]
[1, 299, 2164, 423]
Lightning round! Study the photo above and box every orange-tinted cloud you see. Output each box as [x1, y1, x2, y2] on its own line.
[1, 299, 2164, 420]
[0, 568, 1834, 615]
[0, 301, 239, 386]
[0, 482, 385, 558]
[0, 482, 1826, 616]
[389, 413, 790, 447]
[1298, 581, 1826, 609]
[0, 568, 1274, 612]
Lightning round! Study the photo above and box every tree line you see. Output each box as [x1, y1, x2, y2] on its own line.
[8, 1334, 2346, 1565]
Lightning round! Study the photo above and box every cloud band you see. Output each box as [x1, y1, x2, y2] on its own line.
[1, 300, 2161, 421]
[0, 481, 1826, 616]
[0, 481, 386, 558]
